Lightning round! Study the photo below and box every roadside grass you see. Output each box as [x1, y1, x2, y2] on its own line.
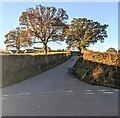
[2, 57, 69, 88]
[74, 57, 120, 89]
[2, 53, 71, 87]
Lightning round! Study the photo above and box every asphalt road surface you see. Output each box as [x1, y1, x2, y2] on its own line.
[2, 56, 118, 116]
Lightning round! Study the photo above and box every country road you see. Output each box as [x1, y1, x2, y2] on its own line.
[2, 56, 118, 116]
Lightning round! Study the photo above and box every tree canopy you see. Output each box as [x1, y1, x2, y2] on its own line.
[65, 18, 108, 51]
[106, 47, 117, 52]
[19, 5, 68, 54]
[4, 27, 32, 53]
[4, 5, 109, 54]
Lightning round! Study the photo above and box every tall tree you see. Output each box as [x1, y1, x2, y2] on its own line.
[4, 27, 32, 53]
[19, 5, 68, 54]
[65, 18, 108, 52]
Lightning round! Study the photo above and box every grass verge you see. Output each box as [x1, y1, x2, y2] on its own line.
[2, 56, 70, 88]
[73, 57, 120, 89]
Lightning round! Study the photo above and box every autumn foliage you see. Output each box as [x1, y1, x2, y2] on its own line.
[74, 49, 120, 89]
[74, 58, 120, 89]
[83, 49, 120, 66]
[65, 18, 108, 51]
[19, 5, 68, 54]
[4, 27, 33, 53]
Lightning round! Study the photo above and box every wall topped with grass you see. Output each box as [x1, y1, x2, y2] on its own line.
[2, 53, 70, 87]
[83, 49, 120, 66]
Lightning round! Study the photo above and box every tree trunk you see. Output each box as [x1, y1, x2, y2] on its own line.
[77, 47, 84, 61]
[78, 47, 82, 54]
[16, 47, 20, 54]
[43, 43, 47, 54]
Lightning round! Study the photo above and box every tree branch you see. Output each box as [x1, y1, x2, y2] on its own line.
[46, 29, 56, 43]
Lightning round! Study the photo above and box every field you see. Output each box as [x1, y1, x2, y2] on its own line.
[0, 51, 70, 56]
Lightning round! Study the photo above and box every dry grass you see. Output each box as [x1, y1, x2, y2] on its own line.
[83, 49, 120, 66]
[0, 51, 71, 56]
[74, 58, 120, 89]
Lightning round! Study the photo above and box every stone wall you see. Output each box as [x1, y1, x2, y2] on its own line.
[2, 53, 70, 87]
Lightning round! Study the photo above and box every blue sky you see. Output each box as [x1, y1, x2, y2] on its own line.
[0, 2, 118, 51]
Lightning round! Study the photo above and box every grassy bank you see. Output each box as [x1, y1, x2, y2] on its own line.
[74, 57, 120, 89]
[2, 53, 70, 87]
